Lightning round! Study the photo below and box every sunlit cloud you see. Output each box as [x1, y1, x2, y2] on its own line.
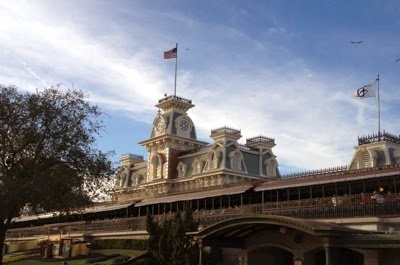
[0, 0, 398, 173]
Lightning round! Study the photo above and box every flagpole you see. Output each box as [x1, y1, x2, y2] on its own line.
[174, 43, 178, 96]
[377, 74, 380, 140]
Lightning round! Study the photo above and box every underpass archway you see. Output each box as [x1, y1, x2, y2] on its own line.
[191, 215, 376, 265]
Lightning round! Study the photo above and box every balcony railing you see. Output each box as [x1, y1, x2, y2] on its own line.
[195, 192, 400, 226]
[7, 193, 400, 239]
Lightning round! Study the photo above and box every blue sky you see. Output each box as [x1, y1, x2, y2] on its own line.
[1, 0, 399, 174]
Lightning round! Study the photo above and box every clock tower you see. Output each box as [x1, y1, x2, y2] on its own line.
[139, 95, 208, 191]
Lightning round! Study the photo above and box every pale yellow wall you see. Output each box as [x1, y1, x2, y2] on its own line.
[6, 240, 38, 254]
[71, 243, 90, 257]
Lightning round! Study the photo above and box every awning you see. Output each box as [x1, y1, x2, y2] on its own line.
[12, 204, 133, 223]
[84, 203, 133, 213]
[255, 171, 400, 191]
[135, 185, 253, 207]
[14, 212, 59, 223]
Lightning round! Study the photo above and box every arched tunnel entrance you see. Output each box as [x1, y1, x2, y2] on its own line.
[190, 215, 386, 265]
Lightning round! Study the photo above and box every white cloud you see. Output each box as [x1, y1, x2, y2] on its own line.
[0, 1, 398, 174]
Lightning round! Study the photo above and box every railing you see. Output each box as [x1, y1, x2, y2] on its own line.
[246, 135, 275, 145]
[158, 95, 192, 104]
[7, 193, 400, 239]
[282, 165, 348, 179]
[120, 154, 144, 161]
[238, 144, 251, 151]
[196, 193, 400, 226]
[358, 131, 400, 145]
[211, 126, 241, 136]
[6, 217, 147, 239]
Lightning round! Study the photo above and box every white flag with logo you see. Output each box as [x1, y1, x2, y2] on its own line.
[354, 81, 376, 99]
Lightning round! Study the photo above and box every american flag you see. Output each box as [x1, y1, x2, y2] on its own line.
[164, 47, 177, 59]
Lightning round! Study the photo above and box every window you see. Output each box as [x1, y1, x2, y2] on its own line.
[151, 153, 164, 179]
[206, 150, 219, 170]
[355, 149, 377, 169]
[192, 159, 202, 174]
[264, 157, 277, 177]
[229, 150, 243, 170]
[362, 151, 372, 168]
[177, 162, 187, 177]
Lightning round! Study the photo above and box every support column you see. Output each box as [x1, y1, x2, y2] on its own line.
[324, 245, 331, 265]
[323, 238, 334, 265]
[198, 239, 203, 265]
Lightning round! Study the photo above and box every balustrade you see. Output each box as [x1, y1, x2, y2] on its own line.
[7, 192, 400, 239]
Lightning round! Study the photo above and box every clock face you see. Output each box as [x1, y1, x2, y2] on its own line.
[155, 119, 165, 132]
[179, 120, 189, 131]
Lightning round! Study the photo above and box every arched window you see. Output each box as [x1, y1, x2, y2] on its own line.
[394, 150, 400, 164]
[151, 153, 164, 179]
[354, 149, 377, 169]
[206, 150, 219, 170]
[229, 150, 243, 171]
[264, 157, 278, 177]
[361, 151, 372, 168]
[116, 166, 129, 188]
[177, 162, 187, 177]
[126, 173, 133, 187]
[138, 174, 145, 184]
[131, 174, 144, 186]
[192, 159, 202, 174]
[115, 170, 123, 188]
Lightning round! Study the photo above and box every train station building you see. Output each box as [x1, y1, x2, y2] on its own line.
[8, 94, 400, 265]
[107, 94, 400, 265]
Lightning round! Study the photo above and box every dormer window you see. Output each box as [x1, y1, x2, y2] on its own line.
[177, 162, 187, 177]
[138, 175, 145, 184]
[206, 150, 220, 170]
[265, 157, 278, 177]
[354, 149, 377, 169]
[115, 166, 129, 188]
[192, 159, 202, 174]
[131, 174, 145, 186]
[229, 150, 243, 171]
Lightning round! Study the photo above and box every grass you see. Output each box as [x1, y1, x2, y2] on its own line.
[4, 249, 146, 265]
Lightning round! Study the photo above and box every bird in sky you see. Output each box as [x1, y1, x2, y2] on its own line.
[395, 58, 400, 63]
[351, 40, 363, 44]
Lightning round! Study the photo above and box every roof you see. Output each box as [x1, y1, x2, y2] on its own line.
[135, 185, 253, 207]
[13, 212, 60, 223]
[255, 166, 400, 191]
[84, 203, 133, 213]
